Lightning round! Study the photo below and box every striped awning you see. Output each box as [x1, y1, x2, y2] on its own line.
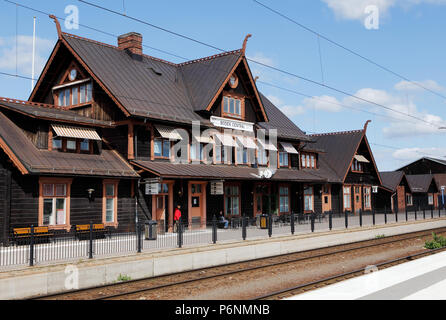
[214, 133, 236, 147]
[280, 142, 298, 154]
[257, 139, 277, 151]
[155, 125, 183, 140]
[235, 135, 257, 149]
[192, 132, 213, 144]
[51, 124, 101, 141]
[354, 155, 370, 163]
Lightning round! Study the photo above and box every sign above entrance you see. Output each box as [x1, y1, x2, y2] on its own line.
[210, 181, 224, 195]
[210, 116, 254, 132]
[145, 183, 159, 195]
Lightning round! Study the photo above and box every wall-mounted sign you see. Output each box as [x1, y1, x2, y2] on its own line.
[210, 116, 254, 132]
[145, 183, 159, 195]
[210, 181, 224, 195]
[372, 186, 378, 193]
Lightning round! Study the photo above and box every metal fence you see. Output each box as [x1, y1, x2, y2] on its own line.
[1, 206, 445, 271]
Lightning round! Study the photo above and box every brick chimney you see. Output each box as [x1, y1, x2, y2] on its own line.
[118, 32, 142, 55]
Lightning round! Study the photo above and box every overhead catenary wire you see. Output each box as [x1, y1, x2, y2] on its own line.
[74, 0, 442, 129]
[252, 0, 446, 102]
[4, 0, 442, 130]
[1, 0, 445, 160]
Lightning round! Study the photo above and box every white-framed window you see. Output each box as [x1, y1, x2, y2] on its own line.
[406, 194, 413, 206]
[103, 180, 119, 226]
[41, 182, 69, 226]
[222, 96, 243, 119]
[364, 187, 371, 209]
[343, 186, 352, 210]
[154, 138, 171, 158]
[428, 194, 434, 205]
[304, 186, 313, 211]
[279, 152, 288, 167]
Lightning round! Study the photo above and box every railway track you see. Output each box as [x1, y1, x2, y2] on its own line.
[254, 247, 446, 300]
[33, 227, 446, 300]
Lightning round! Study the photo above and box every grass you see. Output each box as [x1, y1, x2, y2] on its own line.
[375, 234, 386, 239]
[425, 233, 446, 250]
[117, 274, 132, 282]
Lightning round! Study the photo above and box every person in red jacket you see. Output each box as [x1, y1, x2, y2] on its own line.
[174, 205, 182, 232]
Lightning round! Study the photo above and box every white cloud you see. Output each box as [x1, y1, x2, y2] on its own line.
[322, 0, 446, 21]
[322, 0, 397, 20]
[392, 147, 446, 162]
[299, 95, 343, 112]
[267, 95, 306, 118]
[0, 35, 54, 77]
[394, 79, 446, 92]
[279, 105, 306, 117]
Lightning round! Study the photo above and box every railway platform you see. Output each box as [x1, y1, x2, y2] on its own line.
[288, 249, 446, 300]
[1, 218, 445, 299]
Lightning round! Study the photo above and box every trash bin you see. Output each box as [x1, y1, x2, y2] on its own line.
[145, 220, 158, 240]
[260, 214, 268, 229]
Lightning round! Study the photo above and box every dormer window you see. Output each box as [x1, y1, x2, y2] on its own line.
[50, 124, 100, 154]
[54, 80, 92, 107]
[222, 94, 244, 120]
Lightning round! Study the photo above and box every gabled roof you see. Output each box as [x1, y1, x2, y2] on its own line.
[0, 97, 113, 127]
[308, 123, 382, 184]
[0, 111, 138, 178]
[179, 51, 242, 112]
[434, 173, 446, 190]
[29, 28, 307, 140]
[380, 171, 406, 192]
[396, 157, 446, 172]
[406, 174, 436, 193]
[309, 130, 364, 182]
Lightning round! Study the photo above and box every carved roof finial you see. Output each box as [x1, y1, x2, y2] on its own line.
[49, 14, 62, 39]
[242, 34, 252, 55]
[254, 76, 259, 82]
[364, 120, 372, 133]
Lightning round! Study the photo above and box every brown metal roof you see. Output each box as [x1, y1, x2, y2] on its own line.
[60, 34, 309, 141]
[0, 98, 113, 127]
[0, 111, 138, 178]
[309, 130, 365, 182]
[132, 160, 327, 182]
[380, 171, 405, 191]
[434, 174, 446, 190]
[406, 174, 435, 193]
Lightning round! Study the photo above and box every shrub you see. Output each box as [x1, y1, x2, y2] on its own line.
[117, 274, 132, 282]
[424, 233, 446, 249]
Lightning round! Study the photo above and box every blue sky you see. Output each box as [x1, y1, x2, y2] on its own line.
[1, 0, 446, 171]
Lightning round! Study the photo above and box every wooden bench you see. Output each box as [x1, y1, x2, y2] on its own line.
[74, 223, 108, 240]
[13, 226, 53, 245]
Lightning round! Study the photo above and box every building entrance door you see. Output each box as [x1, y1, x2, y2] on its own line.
[188, 182, 207, 229]
[254, 184, 271, 216]
[354, 186, 362, 214]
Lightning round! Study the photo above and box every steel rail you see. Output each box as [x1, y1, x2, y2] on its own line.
[59, 227, 446, 300]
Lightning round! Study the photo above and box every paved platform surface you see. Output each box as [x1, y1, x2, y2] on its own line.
[1, 218, 445, 299]
[289, 250, 446, 300]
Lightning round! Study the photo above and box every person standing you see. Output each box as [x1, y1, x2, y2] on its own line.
[174, 205, 182, 232]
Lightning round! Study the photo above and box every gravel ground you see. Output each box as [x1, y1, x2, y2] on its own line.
[113, 235, 432, 300]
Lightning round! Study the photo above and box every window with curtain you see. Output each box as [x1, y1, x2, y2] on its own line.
[304, 186, 313, 211]
[343, 186, 352, 210]
[42, 183, 68, 226]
